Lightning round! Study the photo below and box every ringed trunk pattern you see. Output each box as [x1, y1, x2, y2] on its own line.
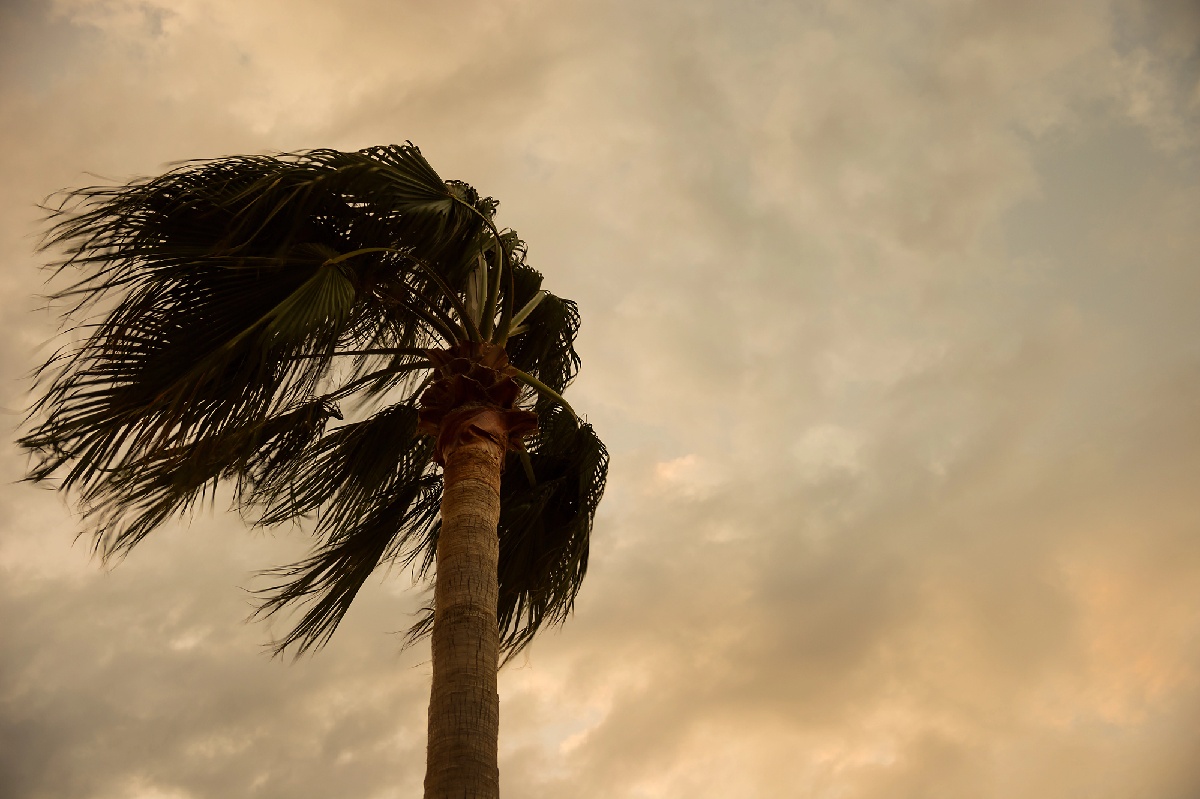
[418, 342, 538, 799]
[425, 430, 503, 798]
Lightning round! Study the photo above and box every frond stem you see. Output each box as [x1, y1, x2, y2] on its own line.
[497, 291, 545, 347]
[518, 448, 537, 487]
[509, 368, 577, 420]
[287, 347, 428, 360]
[452, 202, 507, 342]
[324, 247, 480, 342]
[326, 361, 432, 400]
[382, 289, 460, 345]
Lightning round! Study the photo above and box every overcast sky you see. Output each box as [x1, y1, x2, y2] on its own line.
[2, 1, 1199, 797]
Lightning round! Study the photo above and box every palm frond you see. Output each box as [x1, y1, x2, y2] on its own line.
[251, 402, 440, 656]
[21, 142, 607, 661]
[251, 402, 431, 526]
[495, 407, 607, 658]
[503, 263, 581, 395]
[24, 144, 473, 503]
[79, 399, 340, 559]
[255, 474, 442, 657]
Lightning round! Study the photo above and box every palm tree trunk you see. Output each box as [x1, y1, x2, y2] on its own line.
[424, 424, 504, 799]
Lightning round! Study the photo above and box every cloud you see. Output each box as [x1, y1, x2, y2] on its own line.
[1, 1, 1199, 797]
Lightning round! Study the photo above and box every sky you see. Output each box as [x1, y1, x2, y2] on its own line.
[1, 0, 1199, 797]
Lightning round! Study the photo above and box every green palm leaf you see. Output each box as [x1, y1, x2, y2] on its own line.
[21, 142, 606, 662]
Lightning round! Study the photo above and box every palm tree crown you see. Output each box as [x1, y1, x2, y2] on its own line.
[21, 143, 608, 661]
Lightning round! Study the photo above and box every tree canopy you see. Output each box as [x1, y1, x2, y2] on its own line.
[21, 144, 608, 660]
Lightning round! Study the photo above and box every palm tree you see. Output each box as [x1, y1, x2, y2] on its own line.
[20, 144, 607, 799]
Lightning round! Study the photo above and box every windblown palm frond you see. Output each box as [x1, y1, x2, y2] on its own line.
[504, 261, 582, 395]
[251, 402, 442, 656]
[495, 407, 607, 656]
[21, 143, 606, 660]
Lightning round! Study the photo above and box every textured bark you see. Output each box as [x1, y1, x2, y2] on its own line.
[420, 341, 537, 798]
[423, 414, 505, 799]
